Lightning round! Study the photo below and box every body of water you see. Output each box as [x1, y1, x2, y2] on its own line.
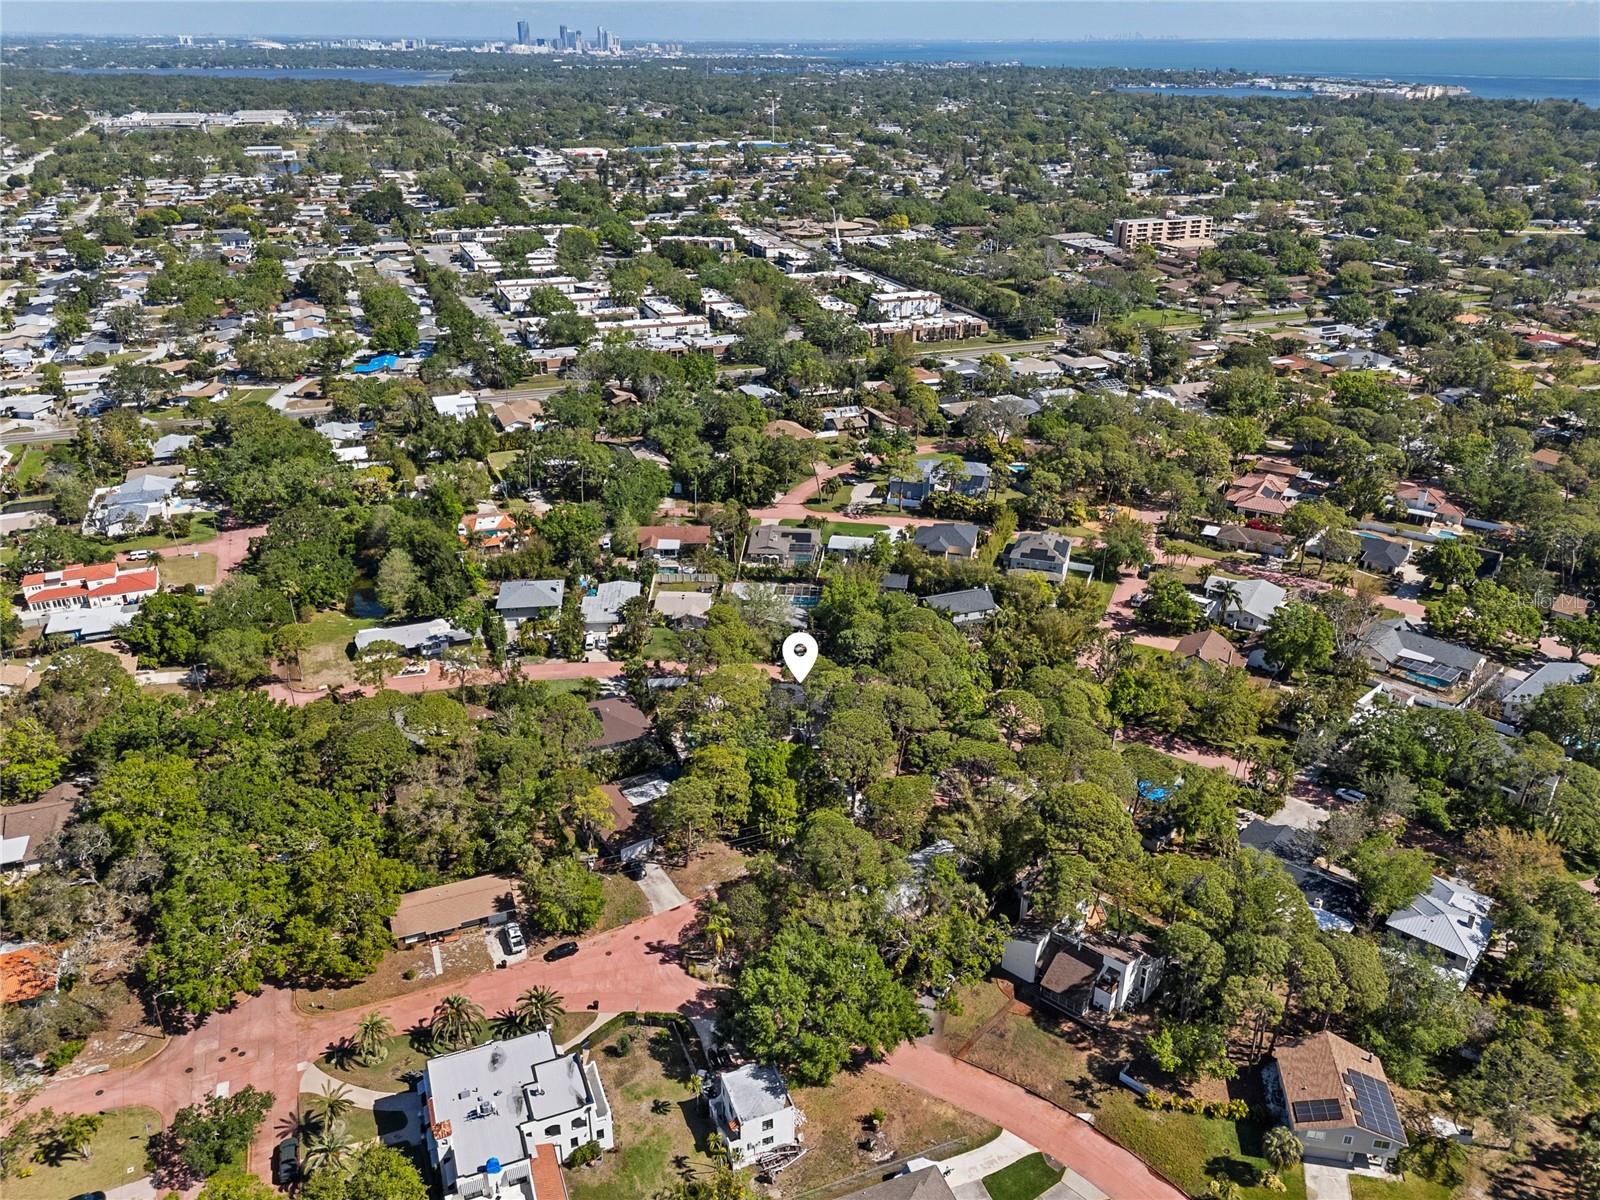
[50, 39, 1600, 102]
[797, 38, 1600, 102]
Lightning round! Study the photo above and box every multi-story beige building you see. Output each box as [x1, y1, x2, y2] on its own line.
[1112, 215, 1215, 248]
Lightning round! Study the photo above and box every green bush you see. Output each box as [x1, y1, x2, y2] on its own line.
[565, 1140, 602, 1168]
[1399, 1135, 1467, 1187]
[43, 1039, 86, 1073]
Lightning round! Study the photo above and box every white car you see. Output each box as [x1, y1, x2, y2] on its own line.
[397, 663, 429, 678]
[1333, 787, 1367, 804]
[503, 922, 526, 954]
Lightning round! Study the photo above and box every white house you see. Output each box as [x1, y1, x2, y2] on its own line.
[431, 391, 480, 421]
[704, 1064, 802, 1169]
[420, 1029, 613, 1200]
[1203, 575, 1286, 633]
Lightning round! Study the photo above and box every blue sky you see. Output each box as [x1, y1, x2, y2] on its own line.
[6, 2, 1599, 41]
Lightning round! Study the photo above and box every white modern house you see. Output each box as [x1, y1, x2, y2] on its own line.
[704, 1064, 802, 1169]
[1203, 575, 1287, 633]
[421, 1029, 613, 1200]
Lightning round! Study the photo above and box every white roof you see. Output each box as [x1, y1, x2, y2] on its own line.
[1386, 875, 1493, 969]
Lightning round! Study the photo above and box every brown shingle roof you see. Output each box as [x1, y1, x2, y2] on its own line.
[389, 874, 517, 941]
[1274, 1031, 1394, 1132]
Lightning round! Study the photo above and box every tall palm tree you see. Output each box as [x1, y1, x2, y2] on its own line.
[353, 1010, 394, 1066]
[494, 1007, 535, 1038]
[702, 906, 734, 968]
[515, 985, 566, 1033]
[1212, 579, 1244, 627]
[430, 993, 486, 1050]
[312, 1082, 356, 1129]
[300, 1125, 355, 1176]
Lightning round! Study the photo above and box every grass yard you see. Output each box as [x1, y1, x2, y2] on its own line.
[232, 386, 277, 403]
[597, 873, 650, 932]
[665, 840, 749, 898]
[552, 1009, 600, 1049]
[294, 610, 380, 681]
[566, 1025, 717, 1200]
[936, 980, 1016, 1055]
[111, 512, 219, 552]
[298, 933, 493, 1015]
[641, 625, 685, 661]
[487, 450, 521, 474]
[11, 445, 50, 489]
[6, 1105, 161, 1200]
[317, 1033, 430, 1093]
[298, 1092, 380, 1143]
[1093, 1091, 1306, 1200]
[151, 550, 217, 590]
[1121, 307, 1203, 328]
[958, 1007, 1098, 1114]
[779, 1069, 998, 1200]
[983, 1152, 1065, 1200]
[1349, 1176, 1456, 1200]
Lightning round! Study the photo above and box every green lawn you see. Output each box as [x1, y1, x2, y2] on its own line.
[983, 1152, 1065, 1200]
[1349, 1176, 1456, 1200]
[1093, 1091, 1306, 1200]
[318, 1034, 430, 1093]
[1121, 307, 1203, 328]
[12, 445, 50, 489]
[641, 625, 684, 661]
[566, 1025, 717, 1200]
[152, 551, 217, 590]
[298, 1092, 380, 1143]
[232, 386, 277, 403]
[7, 1105, 161, 1200]
[111, 512, 219, 552]
[597, 873, 649, 932]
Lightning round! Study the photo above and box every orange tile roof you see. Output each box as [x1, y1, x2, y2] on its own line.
[0, 945, 57, 1004]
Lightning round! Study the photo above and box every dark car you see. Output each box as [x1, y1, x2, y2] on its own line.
[68, 1193, 107, 1200]
[272, 1137, 299, 1185]
[623, 859, 647, 881]
[544, 940, 580, 962]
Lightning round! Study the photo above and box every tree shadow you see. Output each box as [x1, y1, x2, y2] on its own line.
[1205, 1154, 1259, 1187]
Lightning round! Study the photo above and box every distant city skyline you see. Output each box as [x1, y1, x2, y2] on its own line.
[6, 1, 1598, 42]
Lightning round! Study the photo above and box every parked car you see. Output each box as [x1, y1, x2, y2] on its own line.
[125, 549, 151, 562]
[503, 921, 526, 954]
[1333, 787, 1367, 804]
[397, 663, 429, 678]
[544, 940, 580, 962]
[623, 859, 647, 881]
[68, 1193, 108, 1200]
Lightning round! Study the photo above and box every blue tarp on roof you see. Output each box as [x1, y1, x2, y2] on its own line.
[353, 353, 398, 374]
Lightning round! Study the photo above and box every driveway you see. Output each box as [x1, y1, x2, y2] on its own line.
[874, 1041, 1185, 1200]
[636, 863, 690, 913]
[1303, 1162, 1354, 1200]
[942, 1128, 1037, 1198]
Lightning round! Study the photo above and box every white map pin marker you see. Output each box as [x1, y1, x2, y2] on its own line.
[782, 631, 818, 683]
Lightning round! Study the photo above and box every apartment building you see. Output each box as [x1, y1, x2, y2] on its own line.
[1112, 215, 1215, 248]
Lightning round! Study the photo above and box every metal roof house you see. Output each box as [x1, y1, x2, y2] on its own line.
[1385, 875, 1494, 986]
[1501, 661, 1590, 724]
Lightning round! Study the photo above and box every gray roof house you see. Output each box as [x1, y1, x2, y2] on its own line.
[704, 1064, 800, 1170]
[1385, 875, 1494, 986]
[353, 618, 473, 658]
[1004, 532, 1076, 582]
[744, 524, 818, 568]
[913, 522, 981, 560]
[1359, 536, 1412, 575]
[923, 586, 998, 625]
[886, 459, 992, 509]
[582, 580, 644, 632]
[1359, 619, 1486, 693]
[1202, 575, 1287, 632]
[495, 579, 565, 624]
[1502, 661, 1590, 724]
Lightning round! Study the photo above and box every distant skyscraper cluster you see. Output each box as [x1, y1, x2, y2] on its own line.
[513, 21, 624, 53]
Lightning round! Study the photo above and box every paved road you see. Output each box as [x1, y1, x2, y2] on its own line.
[33, 906, 712, 1178]
[117, 524, 267, 577]
[875, 1041, 1186, 1200]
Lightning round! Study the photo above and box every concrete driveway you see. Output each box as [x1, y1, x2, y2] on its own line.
[1303, 1162, 1353, 1200]
[637, 863, 690, 913]
[941, 1129, 1036, 1198]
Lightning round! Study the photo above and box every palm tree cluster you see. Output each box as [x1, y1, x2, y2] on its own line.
[494, 985, 567, 1039]
[279, 1082, 360, 1179]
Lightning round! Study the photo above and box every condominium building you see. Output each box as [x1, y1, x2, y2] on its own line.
[1112, 215, 1215, 248]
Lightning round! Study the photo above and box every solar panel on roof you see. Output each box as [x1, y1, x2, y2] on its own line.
[1346, 1071, 1405, 1141]
[1291, 1098, 1342, 1124]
